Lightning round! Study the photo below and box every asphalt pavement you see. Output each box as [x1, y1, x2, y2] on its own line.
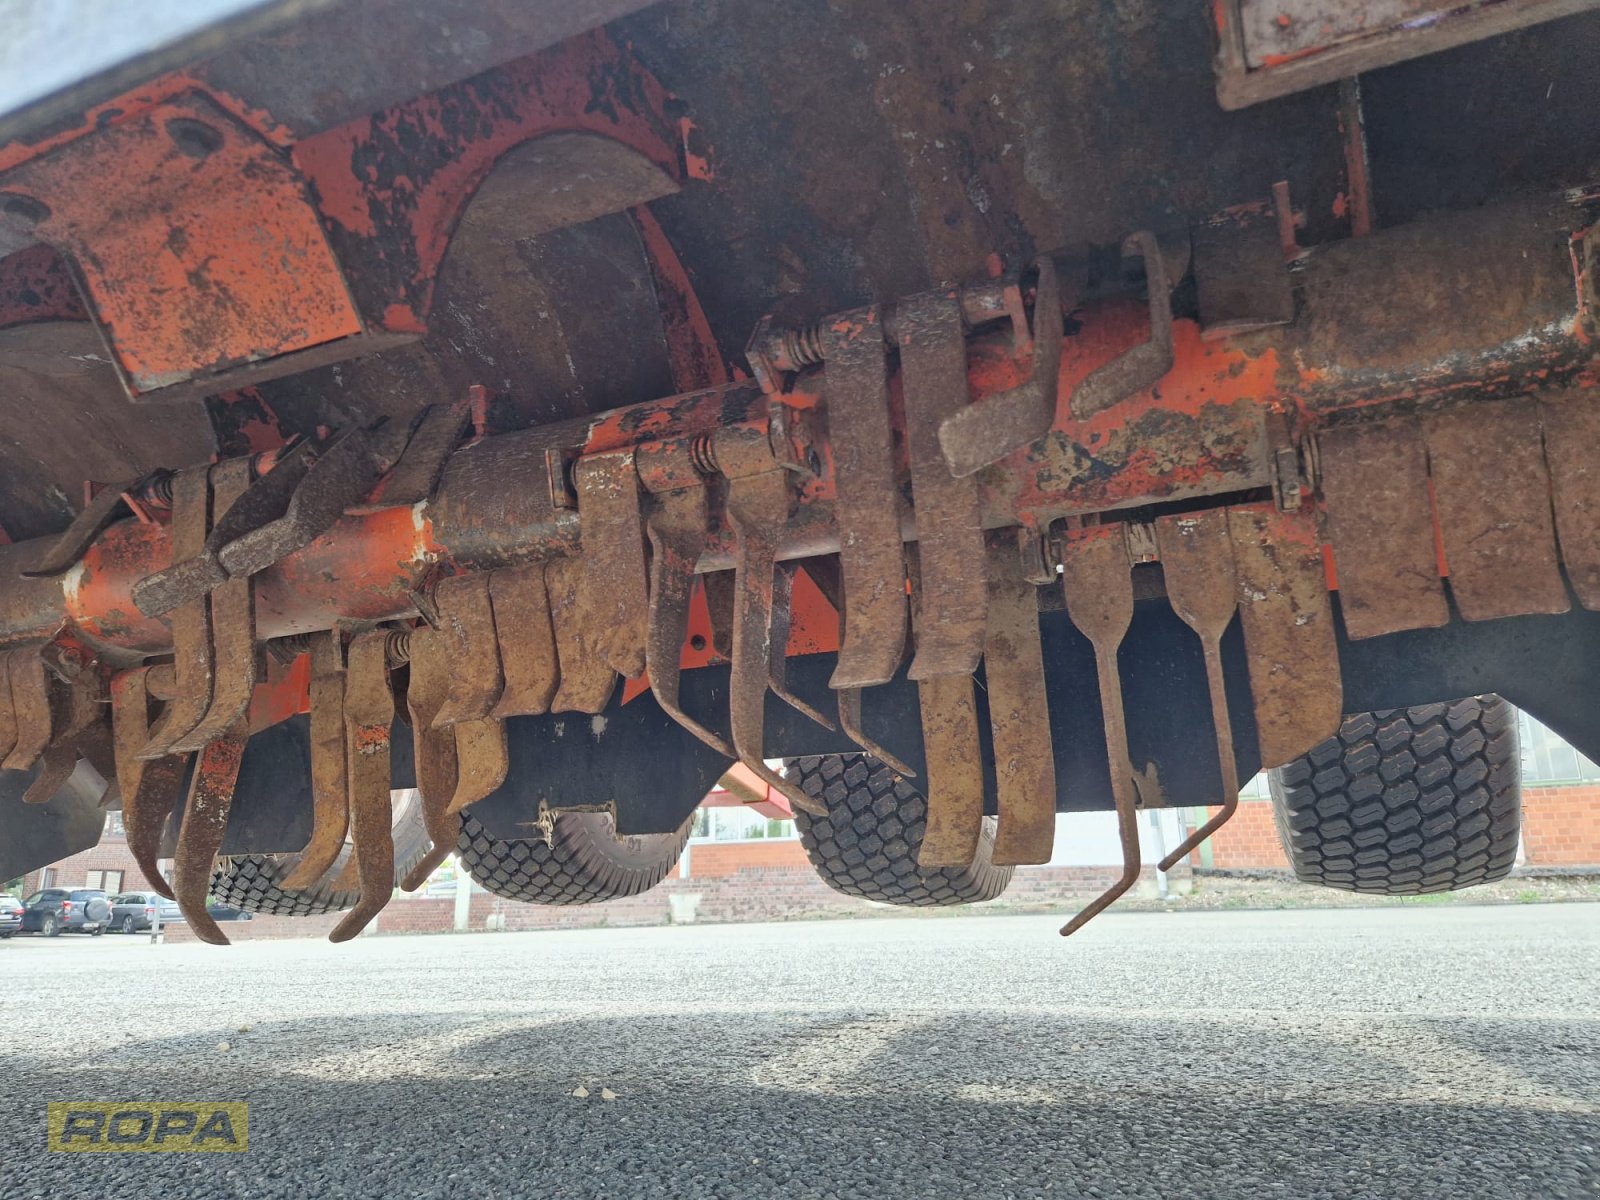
[2, 904, 1597, 1199]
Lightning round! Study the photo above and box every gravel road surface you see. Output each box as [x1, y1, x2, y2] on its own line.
[3, 905, 1597, 1199]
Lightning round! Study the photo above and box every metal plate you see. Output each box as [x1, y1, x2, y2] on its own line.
[574, 450, 651, 679]
[821, 307, 908, 689]
[1319, 419, 1448, 639]
[896, 290, 988, 679]
[489, 565, 560, 718]
[1228, 504, 1343, 768]
[983, 537, 1055, 867]
[1427, 398, 1568, 621]
[546, 556, 617, 715]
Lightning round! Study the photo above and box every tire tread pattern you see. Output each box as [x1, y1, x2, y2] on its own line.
[1268, 696, 1520, 896]
[785, 754, 1013, 907]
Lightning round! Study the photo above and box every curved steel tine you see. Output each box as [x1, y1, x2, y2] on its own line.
[141, 465, 214, 757]
[985, 536, 1056, 866]
[399, 624, 460, 891]
[5, 650, 55, 771]
[768, 562, 837, 731]
[645, 486, 735, 757]
[330, 632, 396, 943]
[282, 631, 352, 891]
[1058, 528, 1139, 936]
[433, 574, 504, 726]
[939, 256, 1066, 475]
[837, 688, 916, 779]
[489, 565, 559, 719]
[171, 721, 250, 946]
[725, 469, 826, 818]
[1153, 511, 1242, 871]
[445, 719, 508, 817]
[574, 451, 650, 679]
[1070, 231, 1175, 421]
[110, 667, 186, 899]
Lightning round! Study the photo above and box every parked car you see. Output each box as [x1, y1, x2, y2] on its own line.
[205, 902, 254, 923]
[108, 891, 184, 934]
[0, 894, 22, 938]
[20, 889, 110, 936]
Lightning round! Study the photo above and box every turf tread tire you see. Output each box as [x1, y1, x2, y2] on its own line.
[456, 810, 690, 905]
[785, 753, 1013, 907]
[1269, 696, 1520, 896]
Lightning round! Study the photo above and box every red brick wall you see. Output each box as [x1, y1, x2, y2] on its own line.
[685, 839, 811, 877]
[1519, 784, 1600, 865]
[1201, 800, 1288, 869]
[1195, 784, 1600, 870]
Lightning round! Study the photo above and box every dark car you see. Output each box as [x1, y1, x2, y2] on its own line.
[205, 902, 254, 923]
[20, 889, 110, 937]
[108, 891, 183, 934]
[0, 894, 22, 938]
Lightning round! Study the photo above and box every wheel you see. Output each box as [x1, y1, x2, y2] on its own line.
[785, 754, 1014, 907]
[208, 791, 431, 916]
[41, 914, 59, 937]
[1269, 696, 1521, 895]
[89, 925, 103, 937]
[121, 915, 136, 934]
[457, 810, 690, 904]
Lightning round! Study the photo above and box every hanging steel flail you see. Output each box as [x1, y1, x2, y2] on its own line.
[1058, 526, 1139, 937]
[432, 573, 509, 817]
[718, 420, 827, 818]
[984, 532, 1057, 866]
[281, 630, 352, 892]
[109, 666, 189, 899]
[400, 624, 461, 891]
[330, 630, 396, 943]
[171, 721, 250, 945]
[1153, 510, 1242, 870]
[644, 484, 735, 757]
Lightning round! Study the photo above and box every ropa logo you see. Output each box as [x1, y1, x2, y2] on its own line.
[47, 1102, 248, 1153]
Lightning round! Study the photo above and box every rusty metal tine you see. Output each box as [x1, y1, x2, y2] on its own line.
[110, 669, 186, 899]
[282, 631, 352, 891]
[897, 289, 989, 679]
[837, 687, 917, 779]
[1228, 504, 1343, 768]
[330, 632, 397, 943]
[804, 555, 915, 776]
[914, 674, 985, 868]
[164, 458, 257, 753]
[1542, 390, 1600, 609]
[726, 470, 827, 818]
[574, 450, 651, 679]
[768, 561, 837, 731]
[1070, 231, 1175, 420]
[445, 718, 508, 816]
[488, 565, 560, 718]
[171, 721, 249, 946]
[1153, 511, 1242, 871]
[0, 650, 17, 765]
[985, 538, 1056, 866]
[433, 573, 505, 726]
[23, 471, 157, 579]
[22, 745, 79, 806]
[939, 257, 1065, 475]
[702, 570, 736, 661]
[645, 487, 735, 756]
[3, 650, 52, 771]
[820, 307, 909, 689]
[546, 556, 619, 714]
[141, 464, 214, 757]
[400, 625, 459, 890]
[1058, 528, 1140, 936]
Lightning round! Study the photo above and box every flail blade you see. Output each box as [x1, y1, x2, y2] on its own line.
[164, 457, 258, 753]
[141, 465, 215, 757]
[645, 486, 734, 756]
[574, 450, 651, 679]
[820, 307, 909, 689]
[546, 556, 619, 715]
[1153, 511, 1242, 871]
[984, 536, 1056, 867]
[281, 631, 352, 892]
[1058, 527, 1139, 936]
[446, 719, 509, 817]
[489, 565, 560, 718]
[110, 667, 187, 900]
[330, 631, 396, 943]
[0, 649, 18, 764]
[725, 469, 826, 817]
[433, 574, 504, 726]
[769, 562, 837, 732]
[914, 673, 984, 868]
[400, 625, 460, 890]
[171, 722, 249, 946]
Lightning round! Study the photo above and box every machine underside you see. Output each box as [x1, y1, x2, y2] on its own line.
[3, 0, 1600, 939]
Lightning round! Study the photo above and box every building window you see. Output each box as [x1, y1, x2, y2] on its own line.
[105, 812, 126, 837]
[41, 868, 56, 888]
[1519, 711, 1600, 784]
